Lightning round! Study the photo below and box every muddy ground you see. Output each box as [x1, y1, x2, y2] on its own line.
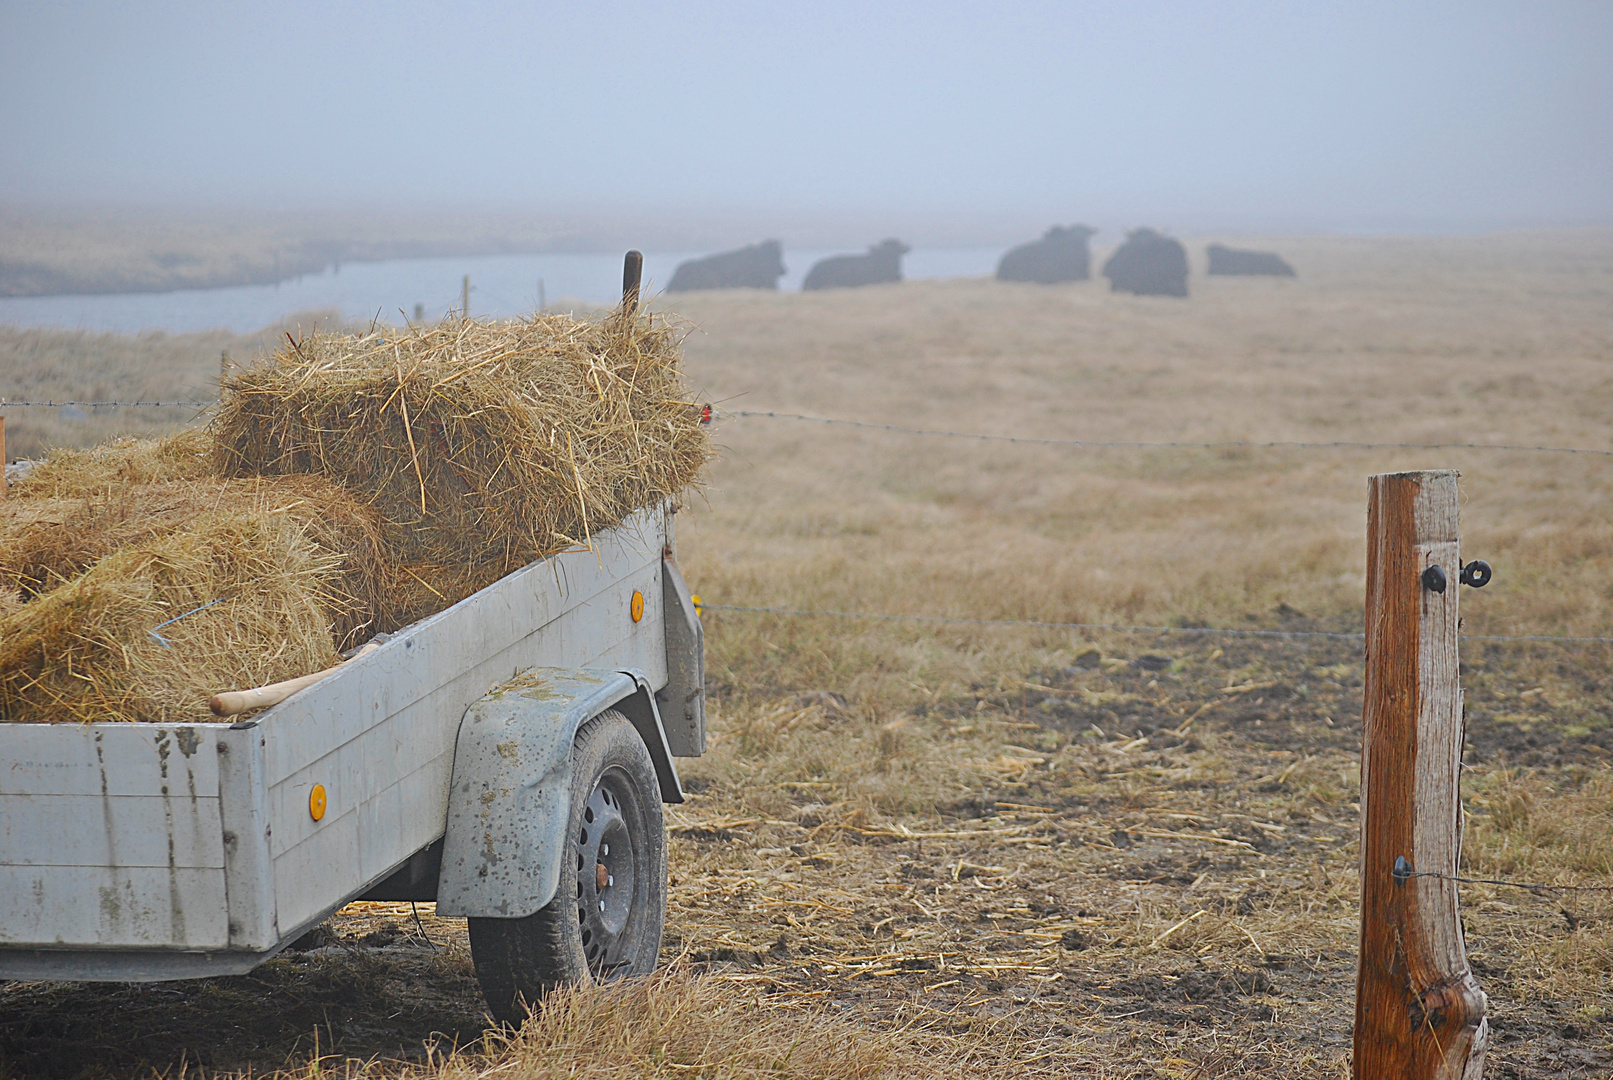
[1, 633, 1608, 1078]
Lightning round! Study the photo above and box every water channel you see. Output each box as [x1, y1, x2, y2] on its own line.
[0, 248, 1006, 335]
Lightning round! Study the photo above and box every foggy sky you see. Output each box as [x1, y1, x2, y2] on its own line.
[2, 1, 1610, 238]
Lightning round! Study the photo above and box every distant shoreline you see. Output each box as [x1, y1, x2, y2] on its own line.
[6, 224, 1608, 301]
[0, 241, 581, 299]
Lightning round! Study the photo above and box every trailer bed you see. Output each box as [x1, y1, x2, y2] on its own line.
[0, 508, 677, 981]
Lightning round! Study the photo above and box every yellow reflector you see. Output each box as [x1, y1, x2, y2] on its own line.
[630, 590, 644, 623]
[309, 783, 327, 822]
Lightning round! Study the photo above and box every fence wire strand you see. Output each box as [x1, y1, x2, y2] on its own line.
[10, 398, 1612, 457]
[699, 602, 1613, 646]
[1403, 870, 1613, 894]
[0, 400, 213, 408]
[720, 408, 1613, 458]
[7, 397, 1611, 645]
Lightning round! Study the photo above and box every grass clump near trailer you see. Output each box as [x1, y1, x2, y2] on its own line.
[0, 311, 711, 723]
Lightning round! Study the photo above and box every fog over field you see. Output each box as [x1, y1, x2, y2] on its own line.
[3, 5, 1613, 1079]
[2, 1, 1610, 256]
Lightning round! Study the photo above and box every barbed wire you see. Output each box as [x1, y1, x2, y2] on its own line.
[719, 409, 1613, 458]
[700, 602, 1361, 640]
[9, 398, 1610, 460]
[698, 602, 1613, 646]
[0, 400, 213, 408]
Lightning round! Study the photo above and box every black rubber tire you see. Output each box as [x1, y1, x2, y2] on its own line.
[467, 709, 667, 1026]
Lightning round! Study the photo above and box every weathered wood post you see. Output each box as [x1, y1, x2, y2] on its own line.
[622, 250, 643, 314]
[0, 414, 7, 500]
[1355, 470, 1487, 1079]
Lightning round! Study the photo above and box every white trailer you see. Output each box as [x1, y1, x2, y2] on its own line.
[0, 504, 705, 1023]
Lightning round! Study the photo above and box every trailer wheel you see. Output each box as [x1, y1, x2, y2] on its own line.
[467, 709, 667, 1025]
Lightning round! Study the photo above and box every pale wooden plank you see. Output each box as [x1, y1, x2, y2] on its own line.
[262, 561, 663, 859]
[0, 794, 224, 868]
[0, 865, 229, 949]
[352, 757, 456, 886]
[270, 806, 361, 933]
[0, 723, 222, 797]
[261, 511, 663, 786]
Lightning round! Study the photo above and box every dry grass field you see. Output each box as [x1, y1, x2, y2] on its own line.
[0, 315, 343, 460]
[1, 229, 1610, 1078]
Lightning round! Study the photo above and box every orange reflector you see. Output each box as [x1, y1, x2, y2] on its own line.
[309, 784, 327, 821]
[630, 590, 644, 623]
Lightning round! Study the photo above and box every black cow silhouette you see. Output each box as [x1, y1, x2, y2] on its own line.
[996, 225, 1097, 283]
[1206, 244, 1295, 277]
[802, 239, 910, 291]
[1103, 228, 1189, 297]
[668, 240, 787, 292]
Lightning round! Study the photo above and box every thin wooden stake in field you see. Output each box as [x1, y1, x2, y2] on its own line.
[622, 249, 643, 315]
[0, 415, 7, 500]
[1355, 470, 1487, 1079]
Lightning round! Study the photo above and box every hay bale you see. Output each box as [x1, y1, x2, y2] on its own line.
[0, 507, 346, 724]
[0, 311, 711, 722]
[0, 436, 396, 723]
[210, 312, 711, 576]
[0, 472, 390, 644]
[11, 427, 214, 497]
[0, 429, 217, 600]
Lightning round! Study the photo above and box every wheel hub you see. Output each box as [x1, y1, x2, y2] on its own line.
[575, 770, 635, 976]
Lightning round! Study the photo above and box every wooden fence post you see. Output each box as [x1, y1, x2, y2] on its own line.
[1355, 470, 1487, 1079]
[0, 414, 7, 500]
[622, 250, 643, 315]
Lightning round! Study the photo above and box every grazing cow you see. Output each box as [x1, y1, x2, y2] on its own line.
[1206, 243, 1295, 277]
[1103, 228, 1189, 297]
[996, 225, 1098, 284]
[802, 239, 910, 291]
[668, 240, 787, 292]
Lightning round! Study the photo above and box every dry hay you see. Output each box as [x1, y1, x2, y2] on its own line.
[0, 310, 711, 723]
[0, 444, 396, 723]
[11, 427, 215, 496]
[0, 472, 389, 635]
[211, 311, 712, 576]
[0, 499, 346, 724]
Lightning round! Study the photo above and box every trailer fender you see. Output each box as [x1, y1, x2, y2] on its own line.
[658, 553, 706, 757]
[435, 667, 682, 919]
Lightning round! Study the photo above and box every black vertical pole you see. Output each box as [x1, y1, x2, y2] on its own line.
[622, 250, 643, 314]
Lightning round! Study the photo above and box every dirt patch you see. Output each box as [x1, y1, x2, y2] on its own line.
[0, 907, 483, 1079]
[1, 639, 1608, 1079]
